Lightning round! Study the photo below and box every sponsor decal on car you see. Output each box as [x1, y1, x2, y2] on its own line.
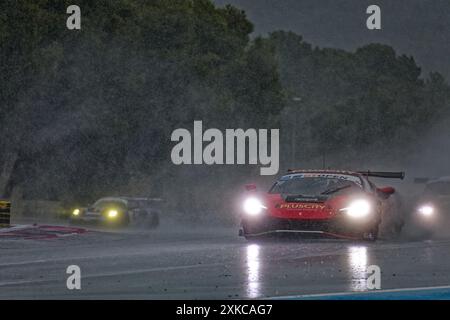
[279, 203, 327, 210]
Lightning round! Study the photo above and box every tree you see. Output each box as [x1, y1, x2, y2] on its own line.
[0, 0, 285, 204]
[268, 31, 450, 164]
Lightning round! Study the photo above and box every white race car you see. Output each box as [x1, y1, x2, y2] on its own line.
[70, 197, 161, 228]
[412, 176, 450, 236]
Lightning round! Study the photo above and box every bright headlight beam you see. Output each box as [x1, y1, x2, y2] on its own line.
[243, 198, 266, 216]
[72, 209, 80, 216]
[341, 199, 371, 218]
[418, 205, 434, 216]
[107, 209, 118, 218]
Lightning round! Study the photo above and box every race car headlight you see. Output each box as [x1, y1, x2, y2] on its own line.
[107, 209, 118, 218]
[418, 205, 434, 217]
[72, 209, 80, 216]
[341, 199, 372, 218]
[243, 198, 266, 216]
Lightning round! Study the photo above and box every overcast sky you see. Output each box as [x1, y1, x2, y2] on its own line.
[214, 0, 450, 79]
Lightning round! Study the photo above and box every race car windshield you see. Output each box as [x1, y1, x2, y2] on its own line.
[93, 200, 127, 211]
[269, 175, 361, 197]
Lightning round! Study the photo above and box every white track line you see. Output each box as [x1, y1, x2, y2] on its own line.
[271, 284, 450, 299]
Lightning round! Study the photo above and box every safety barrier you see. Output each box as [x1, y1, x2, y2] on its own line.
[0, 200, 11, 227]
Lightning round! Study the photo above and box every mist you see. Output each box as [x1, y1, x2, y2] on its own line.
[1, 1, 449, 228]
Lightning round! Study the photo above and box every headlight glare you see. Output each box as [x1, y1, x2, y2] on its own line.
[341, 199, 372, 218]
[107, 209, 118, 218]
[418, 205, 434, 217]
[243, 198, 266, 216]
[72, 209, 80, 216]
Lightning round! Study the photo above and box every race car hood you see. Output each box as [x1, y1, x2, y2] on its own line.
[263, 193, 354, 220]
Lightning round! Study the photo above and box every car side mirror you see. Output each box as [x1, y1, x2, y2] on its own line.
[377, 186, 395, 199]
[245, 184, 257, 192]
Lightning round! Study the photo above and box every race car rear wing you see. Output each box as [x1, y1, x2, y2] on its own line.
[0, 200, 11, 227]
[286, 169, 405, 179]
[357, 171, 405, 180]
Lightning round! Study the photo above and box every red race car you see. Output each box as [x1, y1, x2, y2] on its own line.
[239, 170, 405, 241]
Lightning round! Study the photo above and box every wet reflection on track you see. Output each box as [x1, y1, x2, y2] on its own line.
[348, 246, 369, 291]
[246, 244, 261, 298]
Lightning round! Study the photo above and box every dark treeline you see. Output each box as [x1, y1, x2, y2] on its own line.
[1, 0, 449, 220]
[272, 31, 450, 163]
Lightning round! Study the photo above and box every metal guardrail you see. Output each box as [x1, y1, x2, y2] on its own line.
[0, 200, 11, 227]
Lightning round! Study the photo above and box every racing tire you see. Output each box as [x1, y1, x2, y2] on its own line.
[114, 214, 130, 228]
[240, 231, 265, 242]
[239, 227, 253, 241]
[240, 220, 275, 242]
[240, 219, 263, 239]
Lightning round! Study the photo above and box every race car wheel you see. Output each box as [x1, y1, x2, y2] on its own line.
[114, 213, 130, 227]
[240, 224, 252, 240]
[240, 218, 274, 241]
[240, 219, 262, 237]
[240, 232, 254, 241]
[240, 229, 262, 242]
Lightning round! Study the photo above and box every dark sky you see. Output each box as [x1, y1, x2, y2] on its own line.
[214, 0, 450, 79]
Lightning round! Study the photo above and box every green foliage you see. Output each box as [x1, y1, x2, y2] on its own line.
[0, 0, 283, 202]
[269, 31, 450, 159]
[1, 3, 450, 210]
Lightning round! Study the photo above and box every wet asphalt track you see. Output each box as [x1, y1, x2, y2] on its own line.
[1, 220, 450, 299]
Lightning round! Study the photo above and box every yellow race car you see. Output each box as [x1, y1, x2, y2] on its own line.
[69, 197, 161, 228]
